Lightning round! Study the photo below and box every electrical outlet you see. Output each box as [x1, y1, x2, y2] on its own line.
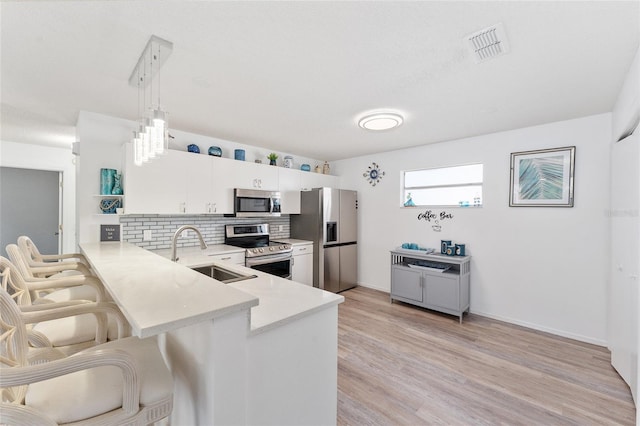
[143, 230, 153, 241]
[278, 225, 284, 232]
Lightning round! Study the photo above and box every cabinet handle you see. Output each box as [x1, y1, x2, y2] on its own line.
[220, 256, 231, 261]
[298, 247, 307, 251]
[212, 203, 217, 213]
[180, 202, 186, 213]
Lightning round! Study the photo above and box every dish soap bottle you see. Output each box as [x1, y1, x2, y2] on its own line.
[323, 161, 330, 175]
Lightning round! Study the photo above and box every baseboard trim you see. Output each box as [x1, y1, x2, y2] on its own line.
[354, 283, 607, 347]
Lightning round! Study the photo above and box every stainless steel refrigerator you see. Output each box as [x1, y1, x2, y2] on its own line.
[290, 188, 357, 293]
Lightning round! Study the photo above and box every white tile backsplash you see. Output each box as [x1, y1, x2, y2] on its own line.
[120, 215, 290, 249]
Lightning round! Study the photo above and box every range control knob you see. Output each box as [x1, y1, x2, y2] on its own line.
[269, 247, 275, 251]
[258, 248, 264, 253]
[252, 249, 258, 253]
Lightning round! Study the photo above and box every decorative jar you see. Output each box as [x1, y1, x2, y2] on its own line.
[208, 146, 222, 157]
[111, 173, 123, 195]
[440, 240, 452, 254]
[100, 168, 116, 195]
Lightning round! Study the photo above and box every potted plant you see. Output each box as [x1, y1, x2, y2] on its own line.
[267, 153, 278, 166]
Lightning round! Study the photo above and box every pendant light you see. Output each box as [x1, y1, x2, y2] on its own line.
[129, 35, 173, 166]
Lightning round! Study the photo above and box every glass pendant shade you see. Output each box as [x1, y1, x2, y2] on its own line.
[133, 131, 143, 166]
[144, 117, 157, 159]
[152, 109, 168, 156]
[139, 123, 150, 163]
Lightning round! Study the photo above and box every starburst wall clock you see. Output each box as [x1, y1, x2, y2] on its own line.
[363, 162, 385, 186]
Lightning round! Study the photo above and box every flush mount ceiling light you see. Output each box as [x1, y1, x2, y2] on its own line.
[129, 35, 173, 166]
[358, 112, 404, 131]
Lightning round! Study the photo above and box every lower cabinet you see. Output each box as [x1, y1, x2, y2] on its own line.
[292, 243, 313, 286]
[390, 250, 470, 323]
[209, 251, 245, 266]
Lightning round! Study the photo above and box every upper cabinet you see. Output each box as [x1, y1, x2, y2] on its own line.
[278, 168, 302, 214]
[278, 168, 339, 214]
[224, 159, 279, 191]
[124, 146, 339, 215]
[124, 146, 190, 214]
[124, 146, 222, 214]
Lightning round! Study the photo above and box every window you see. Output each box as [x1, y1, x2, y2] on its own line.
[403, 164, 483, 207]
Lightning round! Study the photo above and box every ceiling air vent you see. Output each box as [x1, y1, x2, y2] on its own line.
[466, 23, 509, 63]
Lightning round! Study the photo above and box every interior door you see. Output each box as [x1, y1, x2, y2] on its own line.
[0, 167, 60, 256]
[610, 131, 639, 403]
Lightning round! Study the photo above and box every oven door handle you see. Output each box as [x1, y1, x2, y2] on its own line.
[246, 253, 292, 266]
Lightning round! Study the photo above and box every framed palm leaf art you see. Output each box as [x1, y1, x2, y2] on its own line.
[509, 146, 575, 207]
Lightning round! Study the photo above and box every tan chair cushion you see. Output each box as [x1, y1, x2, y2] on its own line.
[32, 312, 120, 346]
[25, 336, 173, 424]
[39, 285, 98, 303]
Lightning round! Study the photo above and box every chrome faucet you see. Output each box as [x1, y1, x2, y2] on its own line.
[171, 225, 207, 262]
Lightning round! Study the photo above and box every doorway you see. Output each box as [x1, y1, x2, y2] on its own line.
[0, 167, 61, 257]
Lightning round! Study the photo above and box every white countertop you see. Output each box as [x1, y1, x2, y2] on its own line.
[81, 242, 258, 338]
[227, 275, 342, 334]
[151, 244, 245, 268]
[146, 243, 343, 335]
[85, 242, 344, 337]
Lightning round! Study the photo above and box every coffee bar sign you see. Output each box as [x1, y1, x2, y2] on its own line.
[417, 210, 454, 232]
[100, 224, 121, 242]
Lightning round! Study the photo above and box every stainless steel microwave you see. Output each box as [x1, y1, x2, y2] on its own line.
[234, 188, 282, 217]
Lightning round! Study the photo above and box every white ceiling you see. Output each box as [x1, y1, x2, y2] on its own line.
[1, 1, 638, 161]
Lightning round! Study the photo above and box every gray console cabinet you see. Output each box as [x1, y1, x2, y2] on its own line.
[390, 250, 471, 323]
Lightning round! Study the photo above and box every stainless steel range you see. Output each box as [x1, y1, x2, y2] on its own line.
[224, 224, 292, 279]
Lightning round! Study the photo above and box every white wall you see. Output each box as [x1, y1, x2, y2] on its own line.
[333, 113, 611, 345]
[0, 140, 77, 253]
[76, 112, 132, 244]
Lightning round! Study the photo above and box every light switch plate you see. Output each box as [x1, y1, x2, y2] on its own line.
[143, 230, 153, 241]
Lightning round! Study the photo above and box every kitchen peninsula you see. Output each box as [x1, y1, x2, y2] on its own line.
[81, 241, 344, 425]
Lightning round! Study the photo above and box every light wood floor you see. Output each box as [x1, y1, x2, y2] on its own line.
[337, 286, 635, 425]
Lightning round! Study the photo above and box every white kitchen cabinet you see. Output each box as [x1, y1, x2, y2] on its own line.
[211, 157, 236, 214]
[207, 251, 245, 266]
[278, 168, 340, 214]
[292, 243, 313, 286]
[185, 153, 213, 214]
[124, 146, 338, 216]
[124, 145, 188, 214]
[125, 146, 217, 214]
[223, 158, 279, 191]
[300, 170, 339, 191]
[278, 168, 302, 214]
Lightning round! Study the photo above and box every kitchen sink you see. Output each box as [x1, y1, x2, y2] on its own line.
[193, 264, 257, 284]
